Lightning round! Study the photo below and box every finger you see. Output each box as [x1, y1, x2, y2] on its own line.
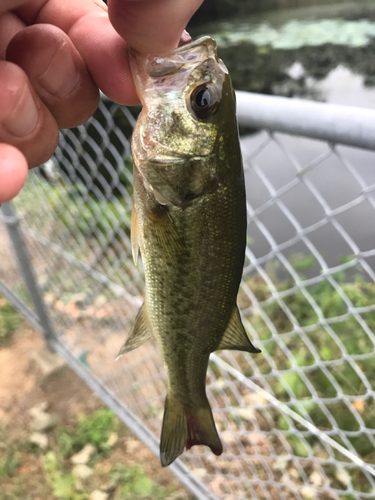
[6, 24, 100, 129]
[16, 0, 138, 105]
[107, 0, 204, 54]
[0, 0, 28, 14]
[68, 13, 138, 105]
[0, 61, 59, 169]
[0, 12, 25, 59]
[0, 144, 28, 203]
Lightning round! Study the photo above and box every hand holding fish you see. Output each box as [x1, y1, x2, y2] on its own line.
[0, 0, 203, 202]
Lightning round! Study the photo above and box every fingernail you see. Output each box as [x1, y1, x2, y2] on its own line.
[179, 30, 192, 47]
[4, 89, 38, 138]
[39, 46, 79, 98]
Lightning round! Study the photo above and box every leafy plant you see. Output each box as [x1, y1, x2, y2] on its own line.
[0, 451, 20, 479]
[238, 252, 375, 470]
[286, 435, 309, 458]
[43, 451, 83, 500]
[212, 19, 375, 49]
[57, 408, 118, 460]
[110, 463, 169, 500]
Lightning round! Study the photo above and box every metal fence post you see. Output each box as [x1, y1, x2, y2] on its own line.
[1, 201, 57, 350]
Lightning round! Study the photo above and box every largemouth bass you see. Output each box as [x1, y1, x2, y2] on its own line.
[119, 36, 260, 467]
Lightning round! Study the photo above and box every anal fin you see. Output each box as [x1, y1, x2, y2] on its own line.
[116, 303, 153, 359]
[217, 306, 261, 353]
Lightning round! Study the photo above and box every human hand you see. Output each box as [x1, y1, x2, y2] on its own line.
[0, 0, 203, 203]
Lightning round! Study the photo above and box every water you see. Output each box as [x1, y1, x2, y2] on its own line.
[312, 65, 375, 108]
[241, 132, 375, 273]
[212, 18, 375, 49]
[194, 2, 375, 271]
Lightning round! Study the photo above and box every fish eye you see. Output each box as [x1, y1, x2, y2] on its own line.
[190, 84, 219, 119]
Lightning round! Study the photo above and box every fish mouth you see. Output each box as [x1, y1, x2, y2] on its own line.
[145, 37, 218, 77]
[129, 36, 227, 109]
[130, 37, 219, 86]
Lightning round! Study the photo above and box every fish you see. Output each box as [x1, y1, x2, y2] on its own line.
[118, 36, 260, 467]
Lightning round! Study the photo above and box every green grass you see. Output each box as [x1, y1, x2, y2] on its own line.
[57, 408, 118, 461]
[0, 451, 20, 479]
[0, 298, 23, 342]
[12, 175, 138, 295]
[0, 409, 181, 500]
[14, 167, 133, 243]
[42, 451, 80, 500]
[237, 253, 375, 473]
[110, 463, 173, 500]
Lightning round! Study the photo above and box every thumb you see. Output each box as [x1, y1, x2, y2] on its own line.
[0, 144, 28, 203]
[107, 0, 203, 55]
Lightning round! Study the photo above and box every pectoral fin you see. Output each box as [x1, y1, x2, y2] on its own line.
[217, 306, 261, 353]
[116, 303, 153, 359]
[151, 206, 187, 256]
[131, 204, 140, 266]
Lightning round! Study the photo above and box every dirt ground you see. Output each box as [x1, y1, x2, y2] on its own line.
[0, 321, 193, 500]
[0, 323, 99, 427]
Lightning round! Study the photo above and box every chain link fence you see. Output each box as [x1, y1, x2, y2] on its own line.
[1, 92, 375, 500]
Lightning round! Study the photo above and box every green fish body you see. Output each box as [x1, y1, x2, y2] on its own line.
[119, 37, 259, 467]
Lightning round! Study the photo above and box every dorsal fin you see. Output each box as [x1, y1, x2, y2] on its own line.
[217, 306, 261, 353]
[131, 203, 140, 266]
[116, 303, 153, 359]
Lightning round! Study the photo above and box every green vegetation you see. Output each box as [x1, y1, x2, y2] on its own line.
[234, 254, 375, 492]
[0, 298, 23, 342]
[57, 409, 118, 461]
[239, 253, 375, 360]
[15, 176, 132, 242]
[212, 19, 375, 49]
[0, 451, 20, 479]
[42, 451, 80, 500]
[110, 464, 170, 499]
[12, 172, 140, 298]
[0, 409, 182, 500]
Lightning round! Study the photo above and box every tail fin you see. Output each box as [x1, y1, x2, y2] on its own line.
[160, 394, 223, 467]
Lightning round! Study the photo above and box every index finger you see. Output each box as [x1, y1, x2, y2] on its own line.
[107, 0, 204, 55]
[0, 0, 27, 14]
[16, 0, 138, 105]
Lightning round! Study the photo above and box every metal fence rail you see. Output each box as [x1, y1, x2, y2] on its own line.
[1, 91, 375, 500]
